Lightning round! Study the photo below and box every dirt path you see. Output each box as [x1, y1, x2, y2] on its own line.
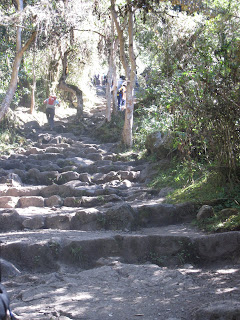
[0, 88, 240, 320]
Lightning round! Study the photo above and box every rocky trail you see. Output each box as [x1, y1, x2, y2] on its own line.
[1, 89, 240, 320]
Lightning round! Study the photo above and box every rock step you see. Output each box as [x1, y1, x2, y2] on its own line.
[1, 227, 240, 272]
[0, 202, 196, 232]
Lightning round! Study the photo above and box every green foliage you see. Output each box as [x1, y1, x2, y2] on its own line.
[0, 116, 26, 155]
[92, 113, 125, 143]
[195, 208, 240, 233]
[148, 252, 166, 266]
[149, 157, 240, 206]
[177, 240, 200, 265]
[134, 3, 240, 182]
[70, 245, 83, 262]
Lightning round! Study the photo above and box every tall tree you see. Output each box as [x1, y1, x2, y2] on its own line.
[111, 0, 136, 147]
[106, 17, 119, 121]
[58, 48, 84, 119]
[0, 0, 36, 121]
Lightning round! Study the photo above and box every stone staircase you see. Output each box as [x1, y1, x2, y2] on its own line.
[1, 117, 240, 320]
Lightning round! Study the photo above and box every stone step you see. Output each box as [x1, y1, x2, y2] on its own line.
[1, 227, 239, 272]
[0, 202, 196, 232]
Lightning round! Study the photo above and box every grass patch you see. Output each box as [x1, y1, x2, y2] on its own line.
[194, 210, 240, 233]
[149, 159, 240, 232]
[149, 159, 226, 202]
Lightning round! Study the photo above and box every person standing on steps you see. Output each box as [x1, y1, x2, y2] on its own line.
[117, 81, 127, 111]
[44, 95, 60, 130]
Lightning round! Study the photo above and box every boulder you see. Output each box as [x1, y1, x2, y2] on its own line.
[27, 168, 59, 185]
[87, 153, 103, 161]
[45, 146, 65, 154]
[0, 196, 19, 208]
[57, 171, 80, 184]
[25, 147, 44, 155]
[145, 131, 174, 159]
[38, 133, 52, 144]
[0, 209, 23, 231]
[70, 208, 102, 230]
[45, 215, 70, 230]
[63, 157, 94, 168]
[22, 216, 45, 229]
[0, 159, 26, 170]
[64, 197, 82, 207]
[0, 173, 22, 187]
[40, 184, 75, 198]
[197, 205, 214, 221]
[219, 208, 239, 219]
[118, 170, 140, 181]
[120, 180, 132, 188]
[91, 173, 105, 183]
[79, 173, 92, 183]
[83, 146, 98, 154]
[136, 203, 177, 227]
[0, 258, 21, 280]
[138, 162, 161, 184]
[104, 203, 136, 230]
[24, 120, 40, 130]
[0, 186, 44, 197]
[26, 168, 41, 184]
[18, 196, 45, 208]
[103, 171, 120, 183]
[45, 195, 63, 207]
[81, 194, 122, 208]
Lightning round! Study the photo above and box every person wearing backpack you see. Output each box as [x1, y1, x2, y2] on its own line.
[44, 95, 60, 130]
[117, 82, 127, 111]
[117, 86, 123, 110]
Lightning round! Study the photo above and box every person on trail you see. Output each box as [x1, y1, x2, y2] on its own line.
[117, 86, 123, 110]
[117, 81, 127, 111]
[0, 283, 17, 320]
[44, 95, 60, 130]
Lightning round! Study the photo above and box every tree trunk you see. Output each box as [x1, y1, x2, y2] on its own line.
[58, 81, 83, 119]
[30, 35, 37, 114]
[0, 0, 37, 121]
[105, 18, 115, 122]
[111, 0, 136, 147]
[106, 68, 113, 122]
[58, 50, 83, 119]
[112, 37, 119, 115]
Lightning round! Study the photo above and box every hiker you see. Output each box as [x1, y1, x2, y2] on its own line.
[44, 95, 60, 130]
[0, 284, 17, 320]
[117, 86, 123, 109]
[117, 81, 127, 110]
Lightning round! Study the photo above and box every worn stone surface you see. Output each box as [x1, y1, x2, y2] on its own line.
[194, 300, 240, 320]
[0, 95, 240, 320]
[3, 262, 240, 320]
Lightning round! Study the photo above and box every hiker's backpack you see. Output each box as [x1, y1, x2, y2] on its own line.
[117, 88, 123, 96]
[48, 96, 56, 105]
